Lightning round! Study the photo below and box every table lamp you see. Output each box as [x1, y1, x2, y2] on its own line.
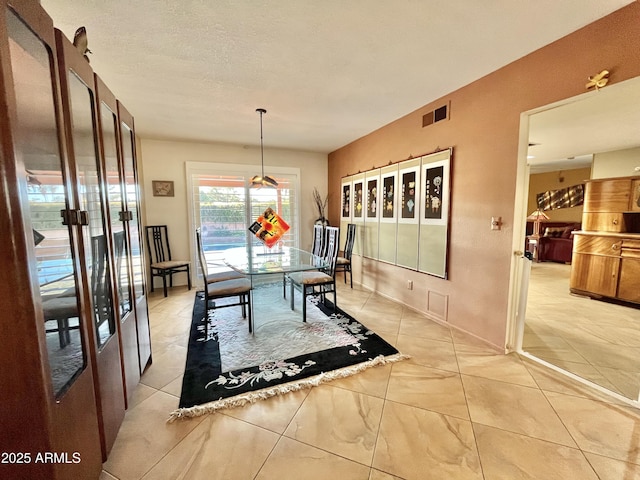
[527, 209, 549, 236]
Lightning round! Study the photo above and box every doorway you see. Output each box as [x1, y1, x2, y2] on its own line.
[510, 76, 640, 404]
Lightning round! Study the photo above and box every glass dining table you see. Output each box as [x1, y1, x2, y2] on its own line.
[222, 245, 328, 328]
[223, 245, 326, 276]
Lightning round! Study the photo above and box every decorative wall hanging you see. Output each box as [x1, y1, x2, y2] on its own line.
[152, 180, 174, 197]
[423, 165, 444, 220]
[341, 183, 351, 220]
[353, 180, 363, 218]
[248, 207, 290, 248]
[381, 171, 396, 221]
[398, 161, 420, 224]
[340, 148, 452, 278]
[585, 70, 609, 90]
[536, 183, 584, 211]
[366, 177, 378, 218]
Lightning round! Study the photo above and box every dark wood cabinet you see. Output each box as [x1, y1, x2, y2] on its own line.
[0, 1, 150, 477]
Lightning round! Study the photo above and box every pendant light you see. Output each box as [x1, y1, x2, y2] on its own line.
[250, 108, 278, 188]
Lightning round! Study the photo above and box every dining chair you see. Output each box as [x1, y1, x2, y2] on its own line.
[89, 234, 114, 346]
[196, 228, 245, 283]
[282, 224, 326, 298]
[335, 223, 356, 288]
[196, 228, 253, 333]
[288, 226, 340, 322]
[113, 230, 127, 312]
[311, 224, 325, 257]
[145, 225, 192, 297]
[42, 293, 78, 348]
[42, 234, 111, 348]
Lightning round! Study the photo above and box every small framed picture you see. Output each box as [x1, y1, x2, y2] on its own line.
[152, 180, 174, 197]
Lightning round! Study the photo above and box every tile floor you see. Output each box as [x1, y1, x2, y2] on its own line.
[523, 261, 640, 400]
[101, 278, 640, 480]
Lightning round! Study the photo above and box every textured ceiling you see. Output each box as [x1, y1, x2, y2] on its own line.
[528, 76, 640, 173]
[41, 0, 634, 153]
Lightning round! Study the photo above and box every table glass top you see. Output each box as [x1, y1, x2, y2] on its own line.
[223, 246, 327, 275]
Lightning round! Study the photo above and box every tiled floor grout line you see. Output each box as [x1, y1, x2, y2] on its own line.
[100, 280, 640, 479]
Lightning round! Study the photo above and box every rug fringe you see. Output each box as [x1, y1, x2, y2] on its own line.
[167, 353, 410, 422]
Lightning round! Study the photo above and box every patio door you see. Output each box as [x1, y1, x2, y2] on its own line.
[186, 163, 300, 280]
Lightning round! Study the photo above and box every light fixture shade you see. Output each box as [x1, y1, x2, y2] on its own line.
[250, 174, 278, 188]
[527, 209, 549, 221]
[251, 108, 278, 189]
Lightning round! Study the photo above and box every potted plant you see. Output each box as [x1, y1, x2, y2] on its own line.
[313, 187, 330, 226]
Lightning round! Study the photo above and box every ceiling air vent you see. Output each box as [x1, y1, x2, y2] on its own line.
[422, 103, 449, 128]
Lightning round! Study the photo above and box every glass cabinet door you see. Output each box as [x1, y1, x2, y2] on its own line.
[101, 103, 133, 319]
[120, 122, 144, 302]
[67, 71, 116, 350]
[7, 9, 86, 397]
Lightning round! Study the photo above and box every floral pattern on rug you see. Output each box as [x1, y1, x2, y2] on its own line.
[175, 286, 404, 414]
[206, 359, 317, 390]
[202, 302, 373, 392]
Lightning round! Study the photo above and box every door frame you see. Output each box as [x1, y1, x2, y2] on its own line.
[506, 83, 640, 408]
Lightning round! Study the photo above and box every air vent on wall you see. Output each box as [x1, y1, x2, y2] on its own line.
[422, 102, 449, 127]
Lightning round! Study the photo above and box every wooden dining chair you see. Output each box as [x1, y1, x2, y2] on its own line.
[196, 228, 253, 333]
[145, 225, 192, 297]
[335, 223, 356, 288]
[288, 226, 340, 322]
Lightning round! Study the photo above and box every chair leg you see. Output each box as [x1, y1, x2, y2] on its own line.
[162, 275, 168, 297]
[248, 290, 253, 333]
[56, 318, 66, 348]
[150, 272, 155, 292]
[290, 281, 295, 311]
[241, 294, 246, 318]
[283, 274, 287, 299]
[64, 318, 71, 344]
[187, 265, 192, 290]
[349, 265, 353, 288]
[344, 269, 347, 284]
[302, 285, 307, 322]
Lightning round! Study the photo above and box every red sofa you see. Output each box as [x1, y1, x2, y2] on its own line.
[537, 222, 581, 263]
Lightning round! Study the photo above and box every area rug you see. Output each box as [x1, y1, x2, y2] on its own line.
[169, 283, 408, 421]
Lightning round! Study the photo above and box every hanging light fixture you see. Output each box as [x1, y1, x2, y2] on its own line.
[250, 108, 278, 188]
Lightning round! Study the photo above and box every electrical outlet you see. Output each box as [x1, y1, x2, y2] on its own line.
[407, 280, 413, 290]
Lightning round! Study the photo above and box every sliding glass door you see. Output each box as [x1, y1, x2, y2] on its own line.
[187, 163, 300, 279]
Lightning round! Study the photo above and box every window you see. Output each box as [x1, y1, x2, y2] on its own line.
[186, 162, 300, 278]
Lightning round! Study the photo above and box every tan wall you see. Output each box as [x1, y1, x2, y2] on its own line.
[327, 3, 640, 348]
[527, 168, 590, 223]
[592, 146, 640, 179]
[139, 139, 327, 288]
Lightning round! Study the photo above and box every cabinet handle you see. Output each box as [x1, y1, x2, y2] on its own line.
[118, 210, 133, 222]
[612, 218, 619, 225]
[611, 243, 620, 250]
[78, 211, 89, 226]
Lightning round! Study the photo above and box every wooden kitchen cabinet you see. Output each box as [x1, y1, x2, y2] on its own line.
[570, 176, 640, 304]
[632, 179, 640, 212]
[618, 238, 640, 303]
[570, 252, 620, 298]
